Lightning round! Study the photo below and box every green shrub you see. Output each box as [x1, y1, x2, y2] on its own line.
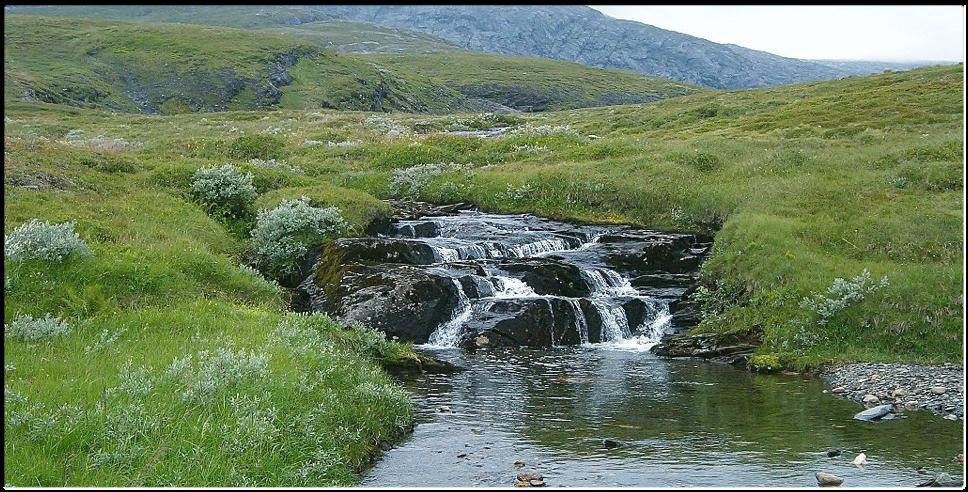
[677, 150, 722, 172]
[228, 134, 286, 160]
[191, 164, 257, 219]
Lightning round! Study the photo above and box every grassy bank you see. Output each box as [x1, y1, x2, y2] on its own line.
[3, 128, 416, 485]
[4, 63, 963, 483]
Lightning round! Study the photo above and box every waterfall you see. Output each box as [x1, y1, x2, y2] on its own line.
[370, 212, 697, 351]
[592, 299, 632, 342]
[426, 278, 472, 347]
[430, 246, 460, 263]
[567, 298, 590, 345]
[581, 268, 638, 296]
[489, 276, 538, 298]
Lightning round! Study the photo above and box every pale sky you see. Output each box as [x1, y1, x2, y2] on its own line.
[589, 5, 965, 62]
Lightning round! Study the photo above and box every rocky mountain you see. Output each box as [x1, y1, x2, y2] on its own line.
[315, 5, 939, 89]
[6, 5, 945, 90]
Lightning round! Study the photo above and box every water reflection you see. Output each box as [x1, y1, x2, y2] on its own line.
[363, 348, 963, 487]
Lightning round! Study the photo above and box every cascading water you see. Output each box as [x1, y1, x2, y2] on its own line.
[426, 278, 473, 347]
[395, 211, 684, 350]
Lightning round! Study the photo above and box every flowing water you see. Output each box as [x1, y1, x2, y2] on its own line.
[363, 349, 963, 487]
[305, 209, 963, 487]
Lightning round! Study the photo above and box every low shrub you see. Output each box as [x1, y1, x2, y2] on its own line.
[388, 162, 466, 199]
[4, 313, 73, 342]
[251, 197, 349, 278]
[228, 134, 286, 160]
[4, 219, 92, 262]
[800, 269, 889, 326]
[191, 164, 257, 219]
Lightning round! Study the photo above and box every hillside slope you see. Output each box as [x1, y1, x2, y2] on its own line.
[3, 15, 703, 114]
[6, 5, 941, 89]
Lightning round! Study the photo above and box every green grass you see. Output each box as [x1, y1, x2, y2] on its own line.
[3, 62, 964, 485]
[4, 15, 701, 115]
[3, 126, 421, 486]
[367, 52, 703, 111]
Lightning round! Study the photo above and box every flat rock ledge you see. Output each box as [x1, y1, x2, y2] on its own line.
[820, 362, 964, 421]
[649, 329, 761, 366]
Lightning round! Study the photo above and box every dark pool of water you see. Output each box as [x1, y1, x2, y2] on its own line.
[363, 347, 964, 487]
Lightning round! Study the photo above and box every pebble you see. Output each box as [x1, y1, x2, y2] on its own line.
[944, 414, 958, 421]
[862, 394, 880, 404]
[457, 453, 467, 458]
[815, 472, 844, 487]
[513, 460, 526, 468]
[438, 405, 451, 413]
[821, 363, 964, 420]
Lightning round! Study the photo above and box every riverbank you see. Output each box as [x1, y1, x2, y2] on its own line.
[820, 362, 965, 421]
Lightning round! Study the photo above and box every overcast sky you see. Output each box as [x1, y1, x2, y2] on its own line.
[589, 5, 965, 62]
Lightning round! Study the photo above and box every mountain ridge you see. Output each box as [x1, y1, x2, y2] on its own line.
[5, 5, 947, 89]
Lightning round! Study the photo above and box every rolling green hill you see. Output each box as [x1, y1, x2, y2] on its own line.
[3, 15, 703, 115]
[368, 53, 699, 112]
[2, 15, 962, 485]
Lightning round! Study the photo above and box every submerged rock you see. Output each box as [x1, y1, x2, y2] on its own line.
[917, 472, 962, 487]
[816, 472, 844, 487]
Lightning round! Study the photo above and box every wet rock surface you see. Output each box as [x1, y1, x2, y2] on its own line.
[303, 206, 710, 348]
[820, 363, 964, 421]
[649, 329, 762, 366]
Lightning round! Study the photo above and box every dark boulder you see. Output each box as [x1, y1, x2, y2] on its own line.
[461, 297, 591, 348]
[499, 258, 590, 297]
[329, 237, 439, 265]
[312, 261, 461, 343]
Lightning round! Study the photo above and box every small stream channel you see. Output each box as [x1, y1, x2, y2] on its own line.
[299, 207, 963, 487]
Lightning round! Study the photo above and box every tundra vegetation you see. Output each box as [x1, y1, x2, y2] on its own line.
[3, 20, 963, 485]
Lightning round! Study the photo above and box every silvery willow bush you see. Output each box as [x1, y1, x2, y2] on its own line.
[251, 197, 349, 278]
[800, 269, 889, 325]
[4, 219, 91, 262]
[388, 162, 466, 199]
[5, 314, 73, 342]
[191, 164, 257, 219]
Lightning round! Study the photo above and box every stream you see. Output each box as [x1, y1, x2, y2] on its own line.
[299, 208, 963, 487]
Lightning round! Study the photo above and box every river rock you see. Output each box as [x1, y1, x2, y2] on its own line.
[930, 386, 947, 395]
[815, 472, 844, 487]
[854, 404, 894, 421]
[603, 438, 622, 449]
[862, 394, 880, 404]
[461, 297, 598, 348]
[892, 388, 907, 398]
[851, 453, 867, 466]
[826, 449, 841, 458]
[650, 329, 762, 364]
[310, 260, 462, 343]
[917, 472, 963, 487]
